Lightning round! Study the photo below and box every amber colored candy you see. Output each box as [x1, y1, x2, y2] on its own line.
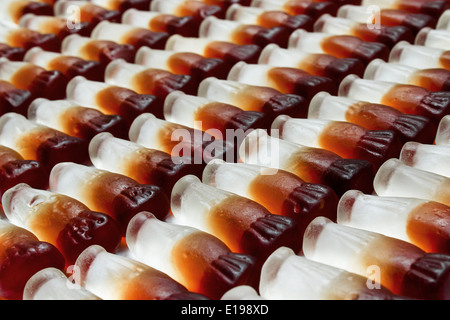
[193, 100, 269, 132]
[28, 99, 128, 141]
[166, 52, 230, 81]
[126, 211, 259, 299]
[0, 113, 89, 172]
[203, 160, 339, 232]
[240, 130, 376, 196]
[257, 11, 314, 32]
[129, 113, 237, 165]
[95, 85, 162, 122]
[283, 0, 339, 19]
[198, 77, 308, 123]
[345, 101, 437, 144]
[171, 175, 301, 262]
[320, 34, 390, 64]
[5, 27, 61, 52]
[7, 0, 53, 24]
[76, 38, 136, 65]
[0, 80, 33, 116]
[89, 132, 204, 196]
[0, 220, 65, 300]
[19, 14, 92, 40]
[49, 162, 171, 235]
[0, 43, 25, 61]
[352, 23, 414, 48]
[74, 245, 208, 300]
[395, 0, 450, 16]
[2, 184, 122, 266]
[0, 145, 48, 196]
[381, 84, 450, 125]
[378, 9, 436, 34]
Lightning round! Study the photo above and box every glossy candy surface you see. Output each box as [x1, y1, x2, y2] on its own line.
[0, 219, 65, 300]
[303, 216, 450, 299]
[239, 129, 375, 196]
[49, 162, 170, 234]
[2, 183, 121, 265]
[23, 267, 101, 300]
[272, 115, 402, 169]
[74, 245, 208, 300]
[308, 91, 437, 144]
[170, 175, 301, 261]
[126, 211, 258, 299]
[338, 190, 450, 253]
[339, 74, 450, 125]
[202, 160, 339, 230]
[89, 132, 203, 195]
[259, 246, 400, 300]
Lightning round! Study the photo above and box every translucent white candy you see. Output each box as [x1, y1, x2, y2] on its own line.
[437, 9, 450, 30]
[415, 28, 450, 50]
[307, 92, 355, 121]
[259, 246, 380, 300]
[221, 285, 263, 300]
[91, 20, 139, 43]
[23, 47, 61, 70]
[27, 98, 78, 132]
[122, 9, 164, 28]
[337, 190, 422, 242]
[61, 34, 94, 58]
[436, 115, 450, 146]
[126, 211, 193, 280]
[151, 0, 187, 14]
[364, 59, 417, 84]
[400, 141, 450, 177]
[227, 61, 276, 88]
[373, 158, 450, 205]
[271, 115, 328, 148]
[23, 267, 101, 300]
[2, 183, 57, 229]
[135, 46, 176, 70]
[199, 16, 241, 42]
[302, 216, 383, 277]
[250, 0, 285, 11]
[337, 4, 380, 24]
[165, 34, 215, 55]
[314, 14, 356, 35]
[258, 44, 311, 68]
[53, 1, 91, 18]
[288, 29, 329, 54]
[225, 4, 263, 24]
[89, 0, 116, 10]
[202, 159, 270, 198]
[66, 76, 109, 109]
[89, 132, 143, 175]
[104, 58, 145, 89]
[238, 129, 288, 170]
[49, 162, 97, 202]
[0, 0, 31, 23]
[170, 175, 230, 229]
[389, 41, 447, 69]
[339, 74, 395, 103]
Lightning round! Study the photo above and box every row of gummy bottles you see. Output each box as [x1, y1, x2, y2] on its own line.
[0, 0, 449, 300]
